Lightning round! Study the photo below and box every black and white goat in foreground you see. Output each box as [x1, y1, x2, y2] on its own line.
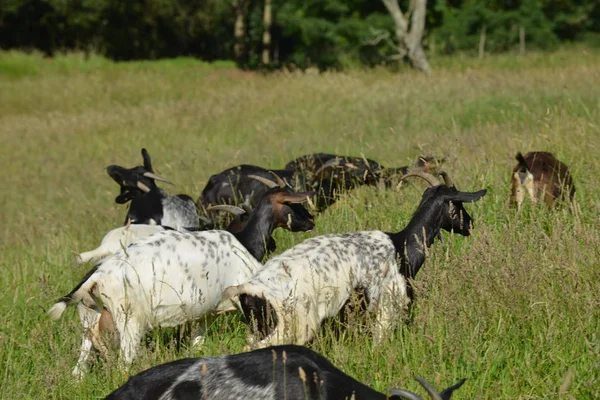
[108, 148, 201, 230]
[48, 186, 315, 377]
[223, 171, 486, 348]
[104, 345, 466, 400]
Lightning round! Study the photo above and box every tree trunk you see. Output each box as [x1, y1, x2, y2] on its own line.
[380, 0, 431, 74]
[233, 0, 248, 63]
[519, 26, 526, 55]
[479, 24, 486, 59]
[261, 0, 272, 65]
[406, 0, 431, 74]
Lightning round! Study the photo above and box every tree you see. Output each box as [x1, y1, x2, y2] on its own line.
[380, 0, 432, 74]
[261, 0, 272, 65]
[233, 0, 249, 63]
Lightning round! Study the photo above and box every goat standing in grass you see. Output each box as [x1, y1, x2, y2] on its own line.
[104, 344, 466, 400]
[108, 148, 201, 230]
[510, 151, 575, 210]
[223, 171, 487, 349]
[48, 185, 315, 377]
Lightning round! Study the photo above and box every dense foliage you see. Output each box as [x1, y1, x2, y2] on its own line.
[1, 0, 599, 68]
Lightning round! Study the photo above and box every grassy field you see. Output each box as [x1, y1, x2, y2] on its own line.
[1, 47, 599, 399]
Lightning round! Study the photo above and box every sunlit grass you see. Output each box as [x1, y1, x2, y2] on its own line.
[0, 47, 599, 399]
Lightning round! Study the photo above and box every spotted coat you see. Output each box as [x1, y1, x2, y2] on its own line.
[48, 230, 263, 376]
[223, 231, 409, 348]
[75, 224, 166, 265]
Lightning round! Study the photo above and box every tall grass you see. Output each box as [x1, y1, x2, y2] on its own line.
[0, 47, 599, 399]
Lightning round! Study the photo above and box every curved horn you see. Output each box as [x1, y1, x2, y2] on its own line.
[248, 174, 278, 189]
[387, 388, 423, 400]
[315, 158, 341, 176]
[269, 171, 287, 188]
[438, 170, 454, 187]
[414, 377, 443, 400]
[136, 181, 151, 193]
[207, 204, 246, 216]
[143, 172, 174, 185]
[398, 171, 441, 188]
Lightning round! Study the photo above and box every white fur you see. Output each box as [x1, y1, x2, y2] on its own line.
[75, 224, 166, 265]
[50, 230, 263, 376]
[223, 231, 409, 349]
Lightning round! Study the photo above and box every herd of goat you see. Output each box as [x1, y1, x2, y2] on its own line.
[47, 148, 576, 399]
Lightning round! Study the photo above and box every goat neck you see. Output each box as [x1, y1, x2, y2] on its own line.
[387, 195, 446, 280]
[232, 196, 276, 262]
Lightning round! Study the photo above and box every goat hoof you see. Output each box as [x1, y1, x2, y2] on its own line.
[71, 367, 86, 380]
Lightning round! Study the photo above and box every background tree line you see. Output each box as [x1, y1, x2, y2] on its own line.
[1, 0, 599, 70]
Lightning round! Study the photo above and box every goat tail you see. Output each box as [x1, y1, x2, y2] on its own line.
[47, 265, 99, 320]
[47, 300, 69, 320]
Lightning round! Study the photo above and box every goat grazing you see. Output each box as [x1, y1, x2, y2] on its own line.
[286, 153, 444, 189]
[199, 153, 444, 212]
[108, 148, 201, 230]
[48, 186, 315, 377]
[510, 151, 575, 210]
[104, 345, 466, 400]
[223, 171, 486, 349]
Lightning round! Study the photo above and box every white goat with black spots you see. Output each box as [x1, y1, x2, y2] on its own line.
[223, 171, 487, 349]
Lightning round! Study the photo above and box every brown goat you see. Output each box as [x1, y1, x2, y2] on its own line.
[510, 151, 575, 209]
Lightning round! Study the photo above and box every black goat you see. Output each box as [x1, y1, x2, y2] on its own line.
[107, 148, 201, 230]
[104, 345, 466, 400]
[198, 153, 444, 212]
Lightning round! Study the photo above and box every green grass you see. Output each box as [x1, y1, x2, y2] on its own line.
[1, 47, 599, 399]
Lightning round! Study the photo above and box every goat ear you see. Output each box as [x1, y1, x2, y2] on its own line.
[439, 379, 466, 400]
[276, 191, 315, 204]
[515, 152, 530, 173]
[141, 148, 153, 172]
[115, 189, 135, 204]
[448, 189, 487, 203]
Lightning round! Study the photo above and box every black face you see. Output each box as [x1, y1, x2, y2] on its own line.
[443, 198, 474, 236]
[420, 185, 487, 236]
[283, 202, 315, 232]
[107, 165, 156, 204]
[106, 149, 157, 204]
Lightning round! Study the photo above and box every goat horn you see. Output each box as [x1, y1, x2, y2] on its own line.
[269, 171, 287, 188]
[414, 377, 443, 400]
[398, 171, 441, 188]
[438, 170, 454, 187]
[198, 215, 213, 224]
[143, 172, 174, 185]
[314, 158, 340, 176]
[248, 174, 278, 189]
[206, 204, 246, 216]
[136, 181, 151, 193]
[387, 388, 423, 400]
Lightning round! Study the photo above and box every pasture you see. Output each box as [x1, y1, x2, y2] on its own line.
[1, 48, 599, 399]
